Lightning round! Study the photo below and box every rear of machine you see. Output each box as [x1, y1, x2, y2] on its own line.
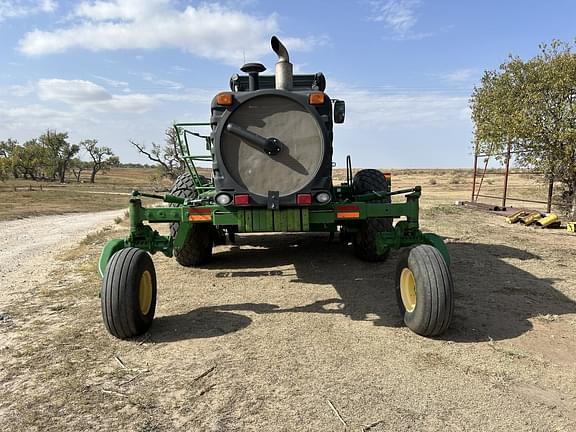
[97, 36, 455, 341]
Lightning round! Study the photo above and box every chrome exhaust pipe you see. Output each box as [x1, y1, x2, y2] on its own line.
[271, 36, 293, 90]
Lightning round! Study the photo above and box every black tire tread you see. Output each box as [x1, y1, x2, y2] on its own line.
[169, 173, 213, 267]
[396, 245, 453, 336]
[352, 169, 393, 261]
[101, 248, 157, 339]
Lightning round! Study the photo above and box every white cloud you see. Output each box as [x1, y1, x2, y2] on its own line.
[331, 82, 469, 129]
[2, 82, 35, 96]
[38, 79, 110, 102]
[139, 72, 182, 90]
[0, 0, 57, 21]
[39, 0, 56, 12]
[171, 65, 191, 73]
[0, 104, 77, 132]
[94, 93, 155, 113]
[367, 0, 430, 40]
[444, 68, 475, 82]
[74, 0, 163, 21]
[37, 78, 155, 112]
[18, 1, 317, 65]
[92, 75, 130, 90]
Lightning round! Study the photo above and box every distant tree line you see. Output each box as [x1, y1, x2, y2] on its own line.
[471, 39, 576, 217]
[0, 130, 119, 183]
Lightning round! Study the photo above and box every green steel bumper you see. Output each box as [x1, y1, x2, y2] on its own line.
[98, 187, 450, 276]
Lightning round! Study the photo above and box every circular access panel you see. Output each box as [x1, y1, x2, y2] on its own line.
[220, 94, 324, 197]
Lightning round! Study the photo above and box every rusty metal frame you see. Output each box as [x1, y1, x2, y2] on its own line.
[471, 145, 555, 212]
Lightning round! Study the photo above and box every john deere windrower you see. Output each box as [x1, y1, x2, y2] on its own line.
[99, 36, 454, 339]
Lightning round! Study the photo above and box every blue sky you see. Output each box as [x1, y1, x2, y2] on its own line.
[0, 0, 575, 168]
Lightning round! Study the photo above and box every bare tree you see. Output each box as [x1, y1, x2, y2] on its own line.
[69, 158, 89, 182]
[81, 139, 120, 183]
[130, 128, 184, 180]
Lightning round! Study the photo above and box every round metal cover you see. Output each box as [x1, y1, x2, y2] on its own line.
[220, 94, 324, 197]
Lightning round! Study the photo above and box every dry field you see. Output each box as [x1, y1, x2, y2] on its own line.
[0, 167, 162, 221]
[1, 169, 575, 431]
[0, 166, 559, 221]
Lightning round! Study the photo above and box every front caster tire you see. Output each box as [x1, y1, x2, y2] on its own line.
[101, 248, 157, 339]
[395, 245, 453, 337]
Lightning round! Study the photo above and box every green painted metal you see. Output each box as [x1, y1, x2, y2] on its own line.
[423, 233, 451, 266]
[132, 191, 186, 205]
[99, 182, 452, 279]
[244, 209, 253, 232]
[234, 209, 304, 232]
[308, 209, 336, 224]
[275, 209, 288, 231]
[302, 207, 310, 231]
[173, 122, 215, 192]
[213, 210, 241, 226]
[98, 238, 125, 277]
[172, 220, 190, 250]
[287, 208, 300, 231]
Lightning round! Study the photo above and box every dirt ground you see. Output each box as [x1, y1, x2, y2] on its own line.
[1, 174, 575, 431]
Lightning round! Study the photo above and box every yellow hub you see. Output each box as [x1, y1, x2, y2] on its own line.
[139, 270, 153, 315]
[400, 268, 417, 313]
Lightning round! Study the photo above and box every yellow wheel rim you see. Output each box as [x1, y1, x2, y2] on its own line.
[400, 268, 417, 313]
[139, 270, 153, 315]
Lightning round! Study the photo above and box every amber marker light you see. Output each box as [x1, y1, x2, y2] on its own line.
[336, 204, 360, 219]
[308, 92, 325, 105]
[216, 92, 233, 106]
[188, 208, 212, 222]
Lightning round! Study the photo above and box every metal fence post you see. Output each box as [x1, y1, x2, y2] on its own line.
[502, 143, 512, 208]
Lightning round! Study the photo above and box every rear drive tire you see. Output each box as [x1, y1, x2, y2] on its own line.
[395, 245, 454, 337]
[352, 169, 393, 261]
[169, 173, 214, 266]
[101, 248, 157, 339]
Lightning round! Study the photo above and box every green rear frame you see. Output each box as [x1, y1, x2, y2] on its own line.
[98, 123, 449, 276]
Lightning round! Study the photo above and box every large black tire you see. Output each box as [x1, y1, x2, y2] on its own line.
[395, 245, 454, 337]
[352, 169, 393, 261]
[101, 248, 157, 339]
[169, 173, 213, 267]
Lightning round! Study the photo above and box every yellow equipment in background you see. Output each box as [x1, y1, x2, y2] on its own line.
[506, 210, 528, 224]
[535, 213, 561, 228]
[568, 222, 575, 233]
[505, 209, 566, 230]
[520, 212, 542, 226]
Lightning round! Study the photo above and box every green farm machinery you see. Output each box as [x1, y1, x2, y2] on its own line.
[99, 36, 454, 339]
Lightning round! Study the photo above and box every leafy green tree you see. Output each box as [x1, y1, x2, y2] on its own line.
[38, 130, 79, 183]
[0, 156, 9, 181]
[81, 139, 120, 183]
[11, 140, 51, 180]
[0, 139, 18, 180]
[471, 40, 576, 217]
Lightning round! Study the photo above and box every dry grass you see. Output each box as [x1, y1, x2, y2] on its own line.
[0, 167, 161, 221]
[1, 167, 559, 222]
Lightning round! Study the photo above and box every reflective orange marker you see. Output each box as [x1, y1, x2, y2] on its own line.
[308, 92, 325, 105]
[216, 92, 233, 106]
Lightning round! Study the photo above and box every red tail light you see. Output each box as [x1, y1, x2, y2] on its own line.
[296, 194, 312, 205]
[234, 194, 249, 205]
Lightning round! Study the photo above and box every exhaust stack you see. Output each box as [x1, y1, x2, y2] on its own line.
[271, 36, 293, 91]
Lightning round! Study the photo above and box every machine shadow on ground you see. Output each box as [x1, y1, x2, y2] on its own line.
[150, 233, 576, 343]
